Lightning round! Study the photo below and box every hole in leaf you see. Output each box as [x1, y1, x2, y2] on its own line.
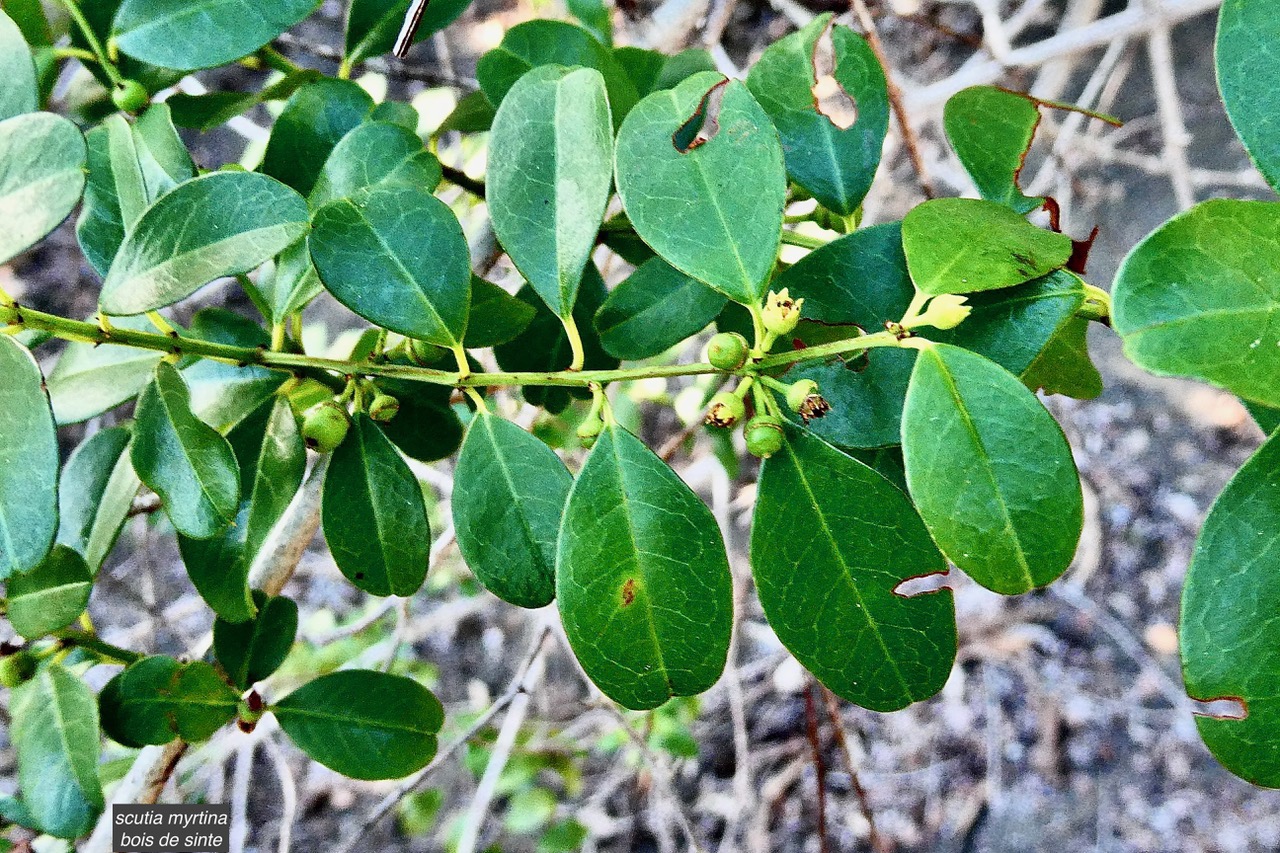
[1191, 696, 1247, 720]
[673, 80, 729, 153]
[893, 570, 952, 598]
[621, 578, 637, 606]
[810, 22, 858, 130]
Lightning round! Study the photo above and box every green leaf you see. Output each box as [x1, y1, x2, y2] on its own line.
[260, 239, 324, 324]
[0, 112, 86, 265]
[180, 396, 302, 621]
[262, 79, 374, 196]
[181, 308, 284, 431]
[131, 362, 241, 539]
[437, 90, 496, 134]
[99, 656, 239, 747]
[6, 546, 92, 639]
[167, 69, 320, 131]
[1246, 400, 1280, 435]
[72, 0, 182, 93]
[1019, 315, 1102, 399]
[0, 335, 58, 581]
[556, 423, 733, 710]
[375, 360, 465, 463]
[0, 9, 37, 120]
[1216, 0, 1280, 194]
[901, 198, 1072, 296]
[274, 670, 443, 780]
[942, 86, 1045, 214]
[1113, 199, 1280, 407]
[323, 413, 432, 596]
[113, 0, 322, 71]
[465, 277, 537, 348]
[46, 316, 165, 424]
[494, 270, 618, 413]
[310, 182, 470, 347]
[1181, 430, 1280, 786]
[344, 0, 472, 66]
[76, 125, 126, 277]
[595, 258, 727, 360]
[745, 14, 888, 217]
[488, 65, 614, 318]
[901, 343, 1082, 594]
[452, 413, 571, 608]
[99, 171, 309, 315]
[751, 428, 955, 710]
[56, 426, 140, 573]
[615, 72, 787, 305]
[566, 0, 610, 44]
[614, 47, 666, 98]
[214, 591, 298, 689]
[476, 20, 638, 123]
[10, 664, 104, 838]
[309, 120, 441, 209]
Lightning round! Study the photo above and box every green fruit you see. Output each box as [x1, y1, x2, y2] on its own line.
[0, 651, 36, 688]
[111, 79, 150, 113]
[408, 338, 445, 366]
[302, 401, 351, 453]
[577, 413, 604, 447]
[369, 394, 400, 423]
[704, 391, 746, 428]
[745, 415, 784, 458]
[706, 332, 750, 371]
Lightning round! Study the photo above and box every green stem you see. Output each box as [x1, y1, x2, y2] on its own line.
[1, 303, 902, 389]
[55, 632, 143, 665]
[58, 0, 122, 85]
[561, 314, 586, 372]
[52, 46, 100, 63]
[440, 164, 486, 198]
[779, 230, 829, 251]
[259, 45, 304, 75]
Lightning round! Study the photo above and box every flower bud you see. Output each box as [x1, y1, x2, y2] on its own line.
[301, 401, 350, 453]
[908, 294, 972, 330]
[704, 391, 746, 428]
[785, 379, 831, 422]
[111, 79, 150, 113]
[762, 289, 804, 336]
[744, 414, 785, 458]
[706, 332, 750, 371]
[369, 394, 400, 423]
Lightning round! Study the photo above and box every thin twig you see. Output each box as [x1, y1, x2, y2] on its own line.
[229, 739, 255, 853]
[331, 623, 555, 853]
[1143, 0, 1196, 209]
[804, 680, 831, 853]
[850, 0, 936, 198]
[263, 736, 298, 853]
[248, 457, 328, 597]
[821, 688, 890, 853]
[140, 740, 188, 804]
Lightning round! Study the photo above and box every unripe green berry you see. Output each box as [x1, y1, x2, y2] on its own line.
[369, 394, 400, 423]
[577, 414, 604, 447]
[408, 338, 445, 366]
[706, 332, 750, 371]
[704, 391, 745, 428]
[302, 401, 350, 453]
[0, 651, 36, 688]
[744, 414, 784, 458]
[111, 79, 150, 113]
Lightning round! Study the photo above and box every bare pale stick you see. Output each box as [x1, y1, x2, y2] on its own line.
[393, 0, 431, 58]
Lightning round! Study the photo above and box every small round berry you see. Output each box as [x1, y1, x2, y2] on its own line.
[576, 414, 604, 448]
[704, 391, 746, 428]
[706, 332, 750, 371]
[744, 414, 785, 458]
[301, 401, 350, 453]
[408, 338, 444, 366]
[111, 79, 150, 113]
[369, 394, 400, 423]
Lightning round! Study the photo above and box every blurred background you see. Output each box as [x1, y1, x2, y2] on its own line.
[4, 0, 1279, 850]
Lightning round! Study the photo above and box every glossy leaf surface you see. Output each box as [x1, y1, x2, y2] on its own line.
[751, 428, 955, 711]
[308, 120, 441, 209]
[100, 656, 239, 746]
[943, 86, 1044, 214]
[6, 546, 92, 639]
[0, 9, 37, 120]
[902, 344, 1082, 594]
[1217, 0, 1280, 194]
[595, 258, 726, 360]
[214, 591, 298, 689]
[113, 0, 322, 71]
[557, 423, 733, 710]
[262, 79, 374, 196]
[56, 426, 139, 573]
[0, 112, 86, 265]
[0, 335, 58, 580]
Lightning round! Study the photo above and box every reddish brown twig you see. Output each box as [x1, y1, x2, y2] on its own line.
[804, 679, 831, 853]
[822, 687, 892, 853]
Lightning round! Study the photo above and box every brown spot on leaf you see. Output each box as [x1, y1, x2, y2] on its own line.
[621, 578, 637, 606]
[810, 22, 858, 130]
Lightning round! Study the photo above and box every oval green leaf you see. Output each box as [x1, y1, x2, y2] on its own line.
[452, 413, 572, 608]
[902, 197, 1072, 296]
[100, 171, 309, 315]
[322, 413, 432, 596]
[113, 0, 322, 71]
[745, 14, 888, 217]
[274, 670, 443, 780]
[262, 78, 374, 196]
[465, 277, 537, 348]
[308, 120, 441, 209]
[99, 656, 239, 747]
[488, 65, 614, 317]
[131, 362, 241, 539]
[1181, 430, 1280, 786]
[6, 546, 92, 639]
[751, 428, 956, 710]
[901, 343, 1082, 594]
[942, 86, 1045, 214]
[0, 112, 86, 265]
[0, 9, 37, 120]
[616, 72, 786, 305]
[556, 423, 733, 710]
[1113, 199, 1280, 407]
[310, 182, 470, 347]
[10, 663, 104, 839]
[0, 335, 58, 580]
[56, 426, 140, 573]
[595, 257, 727, 361]
[46, 316, 165, 424]
[214, 591, 298, 689]
[1217, 0, 1280, 194]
